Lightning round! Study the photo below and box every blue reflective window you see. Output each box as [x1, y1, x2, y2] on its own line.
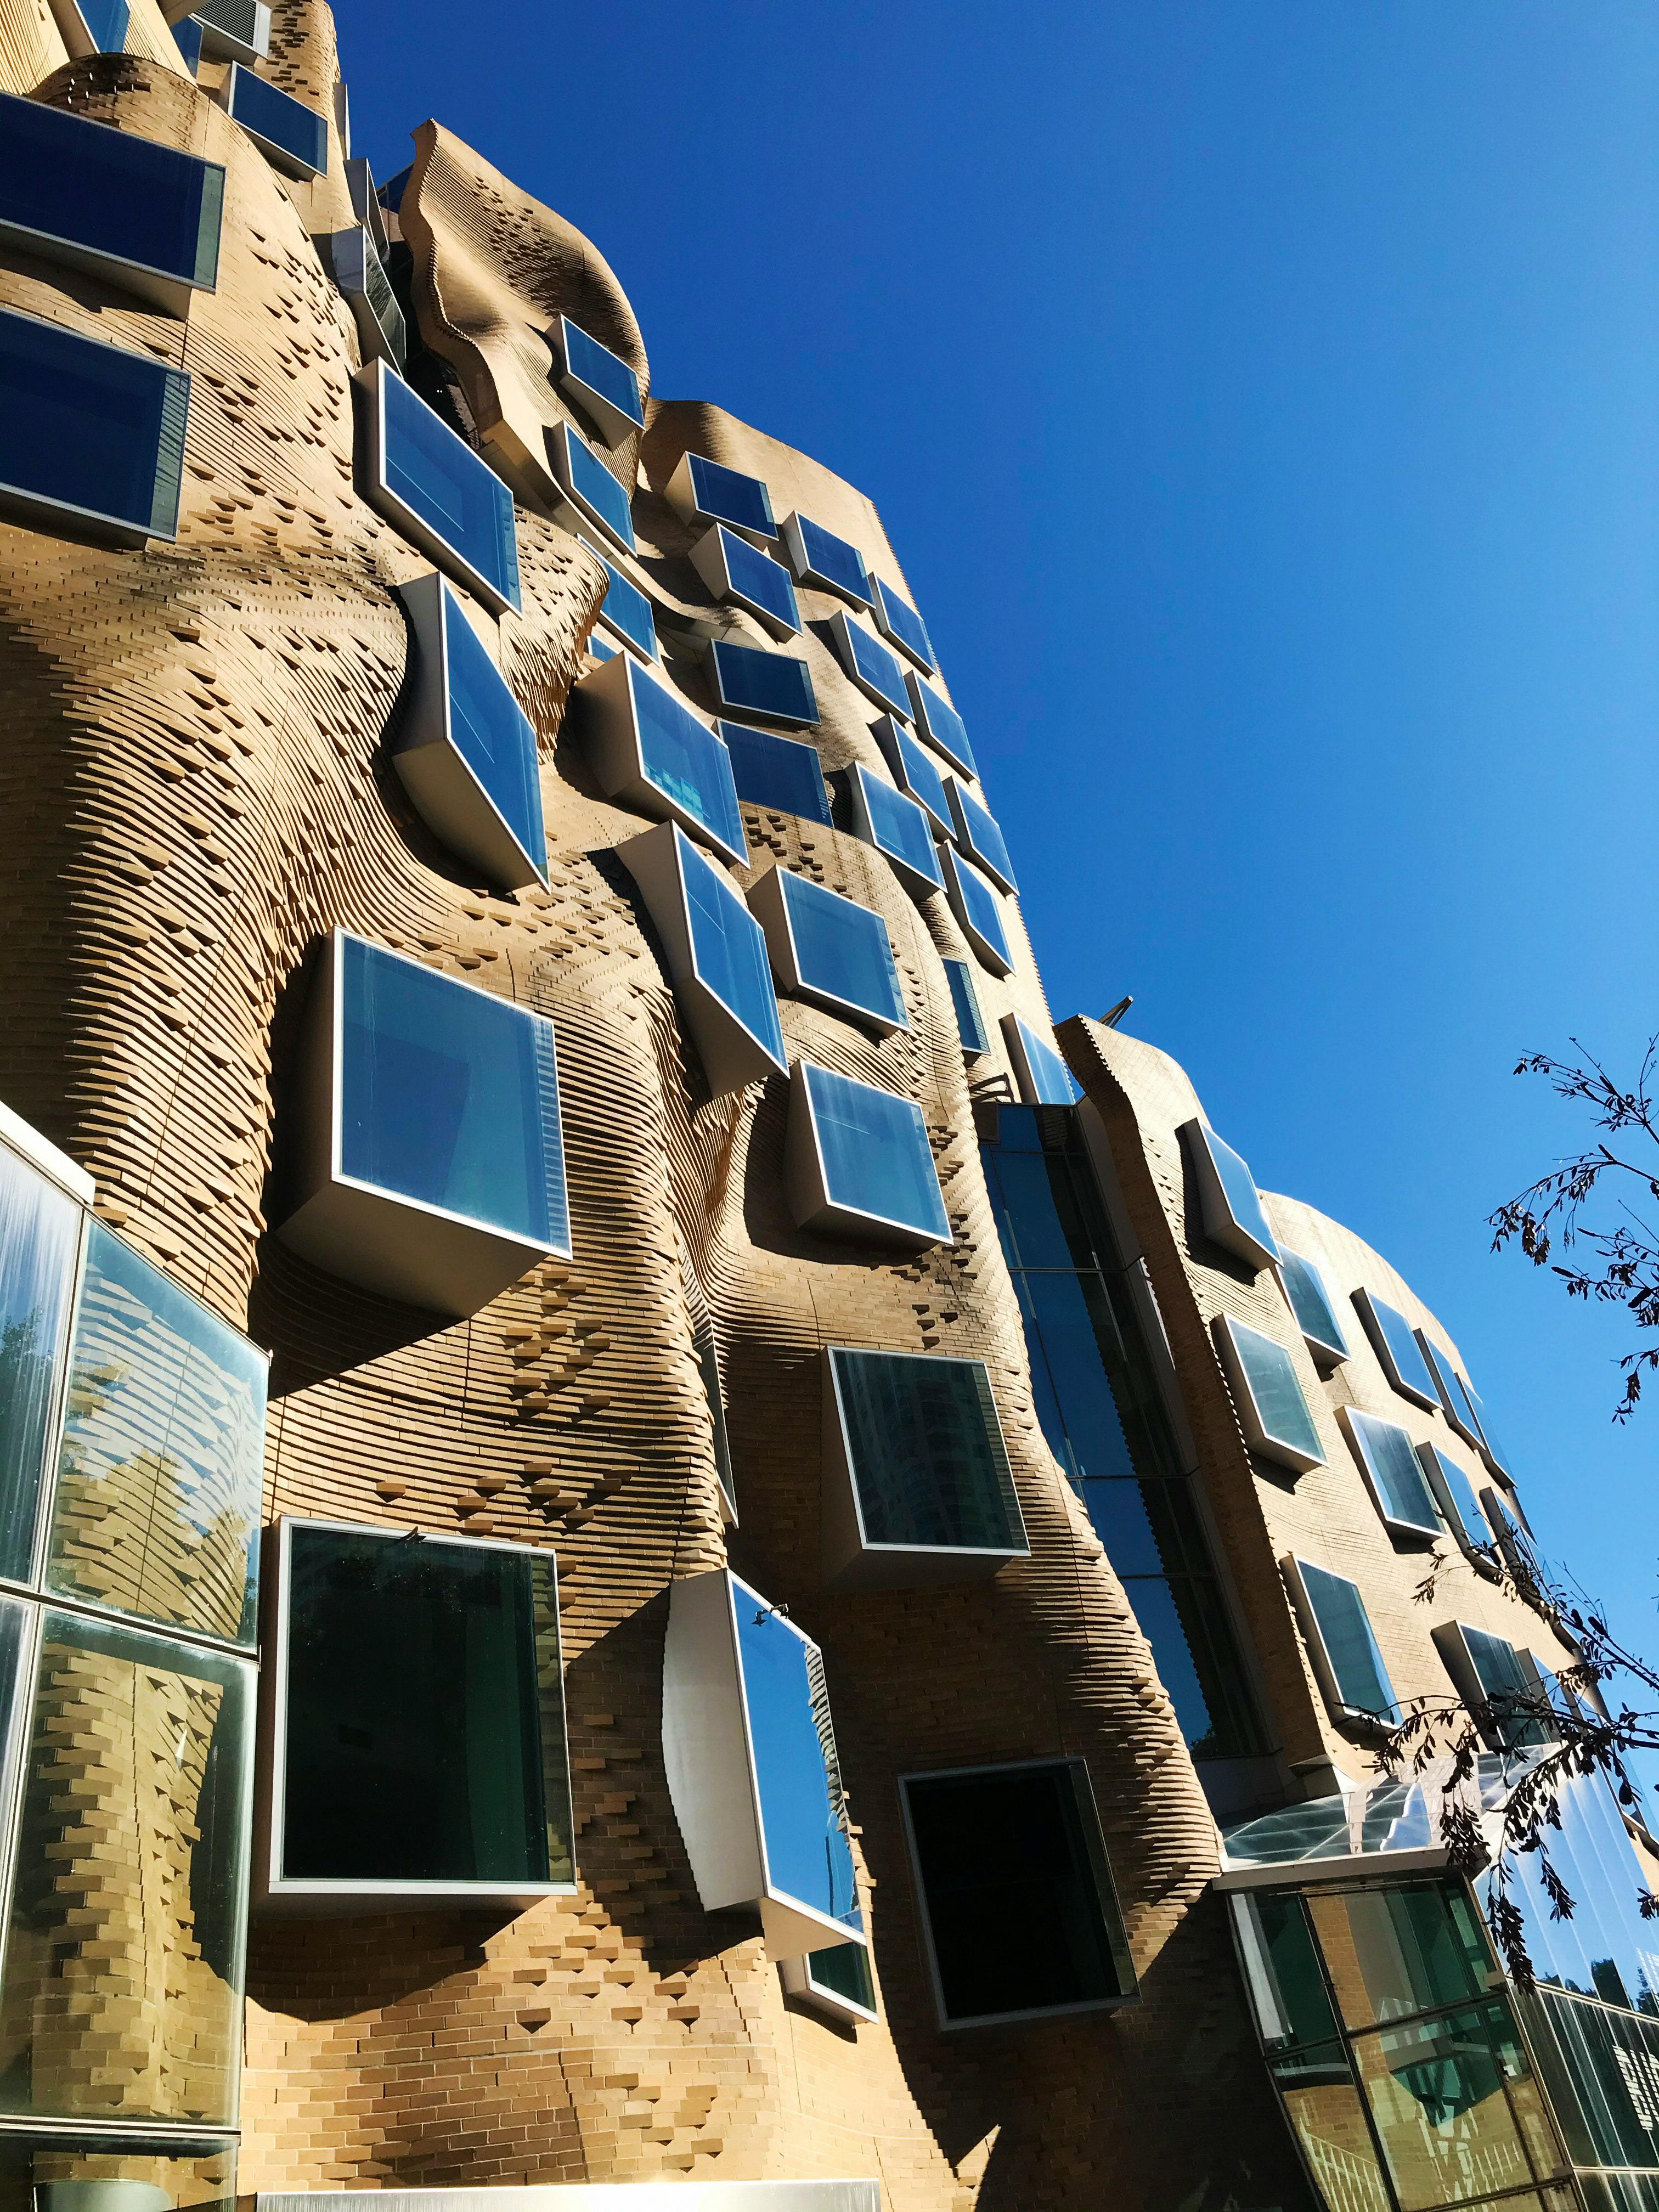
[828, 1347, 1023, 1553]
[679, 832, 785, 1066]
[1420, 1444, 1491, 1552]
[872, 575, 935, 672]
[790, 513, 870, 602]
[1279, 1246, 1350, 1359]
[884, 718, 949, 830]
[733, 1582, 859, 1931]
[1224, 1318, 1323, 1465]
[689, 453, 774, 538]
[628, 662, 745, 859]
[374, 364, 521, 613]
[855, 767, 944, 891]
[555, 422, 634, 552]
[0, 94, 223, 304]
[834, 616, 911, 719]
[719, 720, 830, 824]
[1297, 1560, 1399, 1722]
[586, 630, 618, 662]
[1347, 1410, 1445, 1537]
[1011, 1016, 1080, 1105]
[0, 1144, 80, 1587]
[0, 305, 188, 541]
[905, 670, 977, 776]
[802, 1062, 950, 1243]
[947, 849, 1012, 967]
[582, 537, 656, 659]
[339, 936, 567, 1250]
[1197, 1124, 1278, 1261]
[558, 317, 642, 432]
[1479, 1769, 1656, 2010]
[943, 957, 990, 1055]
[223, 63, 328, 178]
[172, 13, 202, 68]
[708, 639, 817, 727]
[439, 583, 545, 876]
[720, 528, 799, 632]
[949, 778, 1017, 893]
[73, 0, 127, 48]
[1355, 1289, 1440, 1406]
[778, 870, 905, 1029]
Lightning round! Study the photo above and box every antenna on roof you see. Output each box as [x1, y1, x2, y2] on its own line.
[1101, 995, 1133, 1030]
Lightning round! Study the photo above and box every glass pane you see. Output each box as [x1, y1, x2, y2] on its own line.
[562, 318, 642, 429]
[860, 772, 942, 887]
[281, 1525, 571, 1886]
[1424, 1446, 1490, 1550]
[77, 0, 128, 48]
[689, 453, 774, 537]
[1018, 1271, 1138, 1481]
[339, 936, 566, 1248]
[0, 1612, 251, 2123]
[1013, 1017, 1079, 1105]
[226, 64, 326, 174]
[565, 428, 635, 550]
[803, 1064, 949, 1242]
[829, 1348, 1024, 1552]
[1118, 1571, 1241, 1754]
[1228, 1318, 1323, 1462]
[1351, 1997, 1545, 2211]
[874, 576, 934, 669]
[629, 663, 744, 855]
[0, 95, 221, 289]
[781, 871, 904, 1026]
[680, 834, 785, 1061]
[808, 1939, 874, 2012]
[943, 957, 989, 1053]
[1232, 1892, 1340, 2051]
[1350, 1411, 1445, 1534]
[1268, 2046, 1393, 2212]
[905, 1762, 1130, 2020]
[1201, 1125, 1277, 1255]
[951, 852, 1012, 966]
[909, 673, 977, 775]
[441, 583, 544, 869]
[379, 366, 520, 612]
[1280, 1246, 1350, 1355]
[0, 1144, 79, 1585]
[954, 780, 1016, 890]
[1463, 1626, 1552, 1750]
[719, 720, 830, 823]
[0, 304, 187, 538]
[797, 514, 867, 598]
[1307, 1882, 1492, 2030]
[891, 721, 948, 822]
[585, 540, 657, 659]
[732, 1596, 856, 1928]
[48, 1224, 265, 1646]
[723, 530, 799, 629]
[1365, 1291, 1441, 1402]
[844, 622, 910, 716]
[0, 2134, 235, 2212]
[1484, 1767, 1659, 2011]
[1522, 1982, 1659, 2171]
[1299, 1560, 1400, 1721]
[709, 639, 817, 726]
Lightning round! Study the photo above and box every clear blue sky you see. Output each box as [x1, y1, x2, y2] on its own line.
[340, 1, 1659, 1671]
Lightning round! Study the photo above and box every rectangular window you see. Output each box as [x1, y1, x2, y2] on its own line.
[579, 536, 657, 661]
[548, 419, 635, 553]
[827, 610, 912, 719]
[900, 1759, 1135, 2028]
[1002, 1013, 1080, 1106]
[689, 523, 800, 638]
[747, 866, 906, 1036]
[945, 776, 1017, 895]
[359, 359, 522, 615]
[943, 956, 990, 1056]
[905, 667, 977, 776]
[0, 1142, 81, 1589]
[320, 224, 404, 371]
[0, 304, 188, 544]
[192, 0, 269, 61]
[1341, 1408, 1447, 1540]
[707, 637, 818, 729]
[0, 93, 223, 316]
[267, 1519, 573, 1901]
[849, 764, 944, 896]
[1434, 1621, 1554, 1751]
[873, 714, 950, 833]
[667, 450, 775, 544]
[871, 574, 936, 673]
[1413, 1330, 1483, 1450]
[1286, 1555, 1401, 1724]
[782, 1940, 878, 2023]
[822, 1346, 1028, 1588]
[221, 62, 328, 179]
[1278, 1244, 1350, 1365]
[173, 14, 204, 70]
[1481, 1485, 1537, 1582]
[393, 571, 546, 891]
[1214, 1314, 1325, 1472]
[942, 845, 1013, 974]
[1180, 1119, 1279, 1271]
[579, 650, 745, 861]
[1351, 1288, 1441, 1409]
[47, 0, 128, 55]
[781, 510, 871, 604]
[786, 1060, 952, 1250]
[551, 314, 642, 446]
[1417, 1442, 1496, 1568]
[1461, 1377, 1513, 1479]
[719, 719, 831, 825]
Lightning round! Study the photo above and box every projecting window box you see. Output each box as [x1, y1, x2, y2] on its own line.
[871, 575, 936, 674]
[849, 765, 944, 899]
[941, 845, 1013, 975]
[706, 637, 819, 729]
[577, 650, 747, 866]
[357, 359, 522, 616]
[581, 536, 658, 662]
[827, 609, 913, 720]
[320, 224, 404, 371]
[1180, 1119, 1278, 1272]
[943, 958, 991, 1057]
[1212, 1314, 1324, 1474]
[946, 776, 1018, 896]
[1283, 1555, 1401, 1728]
[747, 866, 907, 1037]
[780, 1944, 878, 2025]
[44, 0, 126, 57]
[1417, 1441, 1499, 1576]
[873, 715, 951, 835]
[665, 450, 776, 547]
[1277, 1244, 1350, 1368]
[781, 510, 872, 606]
[219, 63, 328, 180]
[1414, 1329, 1484, 1448]
[1340, 1407, 1446, 1541]
[786, 1060, 952, 1251]
[1351, 1287, 1440, 1410]
[1431, 1621, 1554, 1752]
[191, 0, 270, 63]
[1002, 1013, 1079, 1106]
[547, 419, 636, 555]
[905, 668, 977, 777]
[548, 314, 643, 448]
[690, 523, 801, 639]
[721, 720, 831, 825]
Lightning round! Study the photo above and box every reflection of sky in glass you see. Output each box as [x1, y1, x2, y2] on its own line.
[804, 1064, 949, 1242]
[842, 621, 911, 717]
[949, 851, 1011, 966]
[719, 720, 830, 824]
[1278, 1247, 1350, 1356]
[709, 640, 817, 727]
[1299, 1560, 1399, 1721]
[859, 770, 943, 889]
[943, 958, 989, 1054]
[680, 834, 785, 1064]
[1200, 1124, 1277, 1257]
[1227, 1318, 1322, 1462]
[780, 871, 904, 1027]
[1011, 1018, 1079, 1106]
[795, 513, 866, 599]
[721, 531, 798, 629]
[381, 367, 520, 610]
[562, 427, 635, 550]
[630, 663, 744, 855]
[1348, 1410, 1444, 1533]
[1361, 1289, 1440, 1402]
[907, 673, 977, 775]
[0, 1146, 78, 1585]
[732, 1579, 858, 1929]
[561, 319, 642, 430]
[952, 780, 1017, 891]
[441, 583, 544, 871]
[874, 577, 934, 670]
[1485, 1769, 1659, 2011]
[690, 454, 774, 538]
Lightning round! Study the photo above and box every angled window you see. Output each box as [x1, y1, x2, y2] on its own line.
[1180, 1119, 1278, 1271]
[905, 667, 977, 776]
[1351, 1288, 1440, 1410]
[781, 1942, 877, 2024]
[548, 419, 635, 554]
[586, 629, 618, 662]
[1285, 1556, 1401, 1726]
[707, 636, 817, 728]
[0, 305, 188, 545]
[786, 1061, 951, 1250]
[221, 63, 327, 180]
[549, 314, 642, 447]
[173, 14, 203, 69]
[849, 764, 944, 897]
[45, 0, 127, 55]
[1460, 1376, 1513, 1479]
[945, 776, 1017, 895]
[666, 450, 775, 545]
[263, 1518, 573, 1904]
[0, 94, 223, 317]
[663, 1567, 864, 1958]
[1278, 1244, 1350, 1367]
[577, 650, 746, 865]
[1432, 1621, 1553, 1751]
[393, 571, 546, 891]
[0, 1131, 83, 1587]
[1481, 1485, 1538, 1583]
[1002, 1013, 1080, 1106]
[616, 821, 785, 1094]
[873, 713, 950, 834]
[900, 1759, 1135, 2028]
[827, 609, 912, 719]
[191, 0, 269, 61]
[1340, 1408, 1446, 1539]
[1213, 1314, 1324, 1473]
[943, 957, 990, 1056]
[345, 153, 388, 259]
[871, 575, 935, 673]
[821, 1346, 1028, 1589]
[581, 535, 658, 662]
[781, 510, 871, 604]
[1418, 1442, 1497, 1573]
[720, 719, 830, 825]
[748, 867, 906, 1036]
[278, 932, 571, 1316]
[690, 523, 800, 638]
[942, 845, 1013, 975]
[320, 224, 404, 371]
[1414, 1330, 1483, 1448]
[358, 359, 521, 615]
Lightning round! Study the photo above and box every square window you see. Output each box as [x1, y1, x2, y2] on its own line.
[899, 1759, 1135, 2028]
[943, 957, 990, 1056]
[577, 650, 747, 864]
[278, 932, 571, 1316]
[945, 776, 1017, 895]
[707, 637, 819, 729]
[663, 1568, 864, 1959]
[549, 314, 643, 447]
[358, 359, 521, 615]
[666, 450, 775, 545]
[394, 572, 546, 891]
[547, 419, 635, 554]
[719, 720, 831, 825]
[192, 0, 269, 61]
[689, 523, 800, 638]
[941, 845, 1013, 975]
[579, 535, 657, 661]
[873, 714, 950, 834]
[786, 1060, 952, 1250]
[748, 866, 906, 1036]
[617, 821, 786, 1094]
[781, 510, 872, 605]
[849, 764, 944, 898]
[321, 223, 404, 371]
[221, 63, 328, 179]
[1002, 1013, 1080, 1106]
[1480, 1485, 1537, 1582]
[1213, 1314, 1325, 1472]
[1340, 1408, 1447, 1539]
[1180, 1119, 1279, 1272]
[871, 575, 936, 673]
[821, 1346, 1029, 1589]
[0, 1136, 82, 1588]
[905, 667, 977, 776]
[1284, 1555, 1401, 1725]
[0, 304, 188, 545]
[1351, 1289, 1440, 1409]
[781, 1941, 878, 2023]
[1418, 1442, 1497, 1572]
[1277, 1244, 1350, 1366]
[827, 609, 912, 719]
[264, 1517, 574, 1902]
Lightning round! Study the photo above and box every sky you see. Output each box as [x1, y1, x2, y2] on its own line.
[339, 2, 1659, 1673]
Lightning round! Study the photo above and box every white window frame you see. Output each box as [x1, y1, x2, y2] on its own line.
[784, 1059, 953, 1252]
[355, 358, 520, 616]
[746, 865, 907, 1039]
[848, 763, 945, 898]
[575, 649, 747, 867]
[1351, 1287, 1441, 1410]
[1339, 1406, 1447, 1541]
[1180, 1119, 1278, 1272]
[1214, 1313, 1325, 1474]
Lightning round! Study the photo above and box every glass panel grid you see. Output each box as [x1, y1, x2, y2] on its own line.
[948, 849, 1012, 965]
[778, 869, 904, 1028]
[828, 1347, 1024, 1553]
[906, 669, 977, 775]
[679, 833, 785, 1065]
[1224, 1316, 1323, 1464]
[720, 528, 799, 630]
[951, 778, 1017, 890]
[0, 1143, 80, 1588]
[839, 618, 911, 716]
[719, 720, 830, 824]
[377, 365, 521, 612]
[794, 513, 869, 600]
[802, 1062, 950, 1243]
[943, 957, 990, 1055]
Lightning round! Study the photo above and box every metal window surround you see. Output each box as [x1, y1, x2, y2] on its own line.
[945, 776, 1018, 896]
[1417, 1441, 1500, 1577]
[662, 1567, 866, 1961]
[747, 866, 907, 1037]
[219, 63, 328, 180]
[826, 609, 912, 720]
[320, 224, 404, 371]
[1001, 1013, 1079, 1106]
[547, 419, 636, 554]
[345, 155, 389, 261]
[848, 764, 944, 898]
[391, 572, 545, 892]
[0, 93, 223, 317]
[580, 536, 658, 662]
[904, 667, 977, 776]
[871, 574, 936, 674]
[872, 714, 950, 834]
[665, 449, 776, 547]
[1282, 1554, 1401, 1728]
[706, 637, 819, 730]
[1179, 1118, 1279, 1271]
[191, 0, 269, 61]
[275, 930, 572, 1316]
[780, 510, 872, 606]
[1276, 1243, 1351, 1368]
[616, 822, 786, 1096]
[941, 844, 1013, 975]
[1212, 1313, 1325, 1474]
[1351, 1286, 1441, 1409]
[356, 358, 522, 616]
[785, 1059, 952, 1251]
[1432, 1620, 1553, 1752]
[575, 650, 747, 866]
[1339, 1406, 1447, 1541]
[689, 523, 801, 639]
[548, 313, 644, 448]
[1414, 1328, 1483, 1447]
[780, 1945, 879, 2025]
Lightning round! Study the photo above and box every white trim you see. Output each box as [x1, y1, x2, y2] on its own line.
[780, 1948, 879, 2025]
[1351, 1288, 1440, 1410]
[689, 524, 800, 640]
[1180, 1119, 1278, 1272]
[1274, 1243, 1350, 1369]
[574, 651, 748, 866]
[826, 609, 911, 720]
[354, 359, 520, 617]
[1339, 1406, 1446, 1541]
[219, 61, 326, 180]
[1282, 1553, 1398, 1728]
[871, 716, 950, 835]
[847, 764, 944, 898]
[255, 2186, 883, 2210]
[0, 1097, 94, 1205]
[869, 575, 935, 675]
[746, 866, 907, 1039]
[546, 420, 635, 556]
[780, 511, 872, 606]
[902, 668, 975, 777]
[943, 776, 1017, 896]
[1213, 1313, 1325, 1474]
[665, 451, 776, 549]
[549, 314, 644, 448]
[785, 1059, 952, 1251]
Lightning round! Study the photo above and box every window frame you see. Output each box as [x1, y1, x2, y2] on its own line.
[1283, 1554, 1402, 1728]
[665, 450, 776, 548]
[1213, 1313, 1326, 1474]
[547, 418, 636, 555]
[904, 667, 977, 777]
[871, 712, 951, 834]
[688, 523, 801, 640]
[1339, 1407, 1448, 1542]
[356, 358, 522, 616]
[549, 313, 643, 447]
[943, 957, 991, 1057]
[719, 719, 832, 826]
[577, 648, 748, 866]
[706, 636, 820, 730]
[746, 865, 907, 1039]
[945, 775, 1018, 896]
[1001, 1013, 1080, 1106]
[1276, 1243, 1351, 1368]
[579, 535, 659, 663]
[1413, 1329, 1485, 1449]
[826, 608, 913, 720]
[1431, 1620, 1555, 1752]
[848, 763, 945, 897]
[779, 1944, 879, 2025]
[1417, 1441, 1500, 1577]
[785, 1059, 953, 1251]
[1180, 1118, 1279, 1272]
[941, 845, 1013, 975]
[1351, 1288, 1441, 1411]
[781, 509, 873, 606]
[219, 61, 327, 180]
[870, 574, 936, 674]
